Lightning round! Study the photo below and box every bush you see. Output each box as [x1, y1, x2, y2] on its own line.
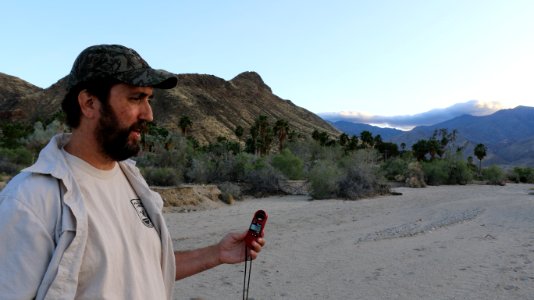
[0, 147, 34, 174]
[447, 159, 473, 185]
[422, 160, 449, 185]
[508, 167, 534, 183]
[338, 163, 390, 200]
[422, 158, 473, 185]
[482, 165, 506, 185]
[381, 157, 409, 181]
[185, 155, 215, 184]
[405, 161, 426, 188]
[0, 147, 33, 166]
[308, 160, 342, 199]
[142, 167, 182, 186]
[218, 182, 243, 201]
[271, 149, 304, 180]
[242, 158, 284, 196]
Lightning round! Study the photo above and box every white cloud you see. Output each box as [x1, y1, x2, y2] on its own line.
[320, 100, 511, 129]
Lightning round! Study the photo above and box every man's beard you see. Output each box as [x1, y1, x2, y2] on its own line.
[95, 103, 148, 161]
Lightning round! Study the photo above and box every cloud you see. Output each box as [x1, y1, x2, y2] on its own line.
[319, 100, 505, 130]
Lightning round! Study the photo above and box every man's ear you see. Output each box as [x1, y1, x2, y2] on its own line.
[78, 89, 100, 119]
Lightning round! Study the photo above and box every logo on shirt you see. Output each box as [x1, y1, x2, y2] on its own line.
[130, 199, 154, 228]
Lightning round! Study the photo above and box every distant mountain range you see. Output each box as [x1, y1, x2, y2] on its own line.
[329, 106, 534, 167]
[2, 70, 533, 167]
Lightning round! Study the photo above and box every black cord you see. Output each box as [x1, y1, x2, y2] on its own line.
[243, 245, 253, 300]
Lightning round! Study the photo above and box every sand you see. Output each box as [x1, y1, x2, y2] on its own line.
[167, 184, 534, 300]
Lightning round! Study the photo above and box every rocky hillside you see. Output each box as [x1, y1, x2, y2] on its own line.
[0, 71, 339, 144]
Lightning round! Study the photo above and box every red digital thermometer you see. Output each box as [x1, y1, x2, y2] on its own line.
[245, 210, 268, 248]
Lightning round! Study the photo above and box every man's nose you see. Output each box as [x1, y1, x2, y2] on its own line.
[140, 100, 154, 122]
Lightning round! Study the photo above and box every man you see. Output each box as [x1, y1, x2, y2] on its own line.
[0, 44, 265, 299]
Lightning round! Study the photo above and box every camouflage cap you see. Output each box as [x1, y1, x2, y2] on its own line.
[67, 44, 177, 90]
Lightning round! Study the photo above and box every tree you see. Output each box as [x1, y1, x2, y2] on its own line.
[178, 116, 192, 136]
[311, 130, 330, 146]
[338, 133, 349, 147]
[246, 115, 273, 156]
[412, 139, 429, 161]
[474, 143, 487, 176]
[273, 119, 290, 153]
[234, 125, 244, 139]
[360, 131, 374, 148]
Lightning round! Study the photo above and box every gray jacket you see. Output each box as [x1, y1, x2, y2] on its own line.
[0, 134, 176, 299]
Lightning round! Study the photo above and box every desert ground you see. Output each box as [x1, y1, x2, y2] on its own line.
[168, 184, 534, 300]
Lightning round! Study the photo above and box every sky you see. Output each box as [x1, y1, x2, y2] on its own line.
[2, 1, 533, 129]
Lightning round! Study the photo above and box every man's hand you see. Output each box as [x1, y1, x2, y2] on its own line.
[218, 231, 266, 264]
[175, 231, 266, 280]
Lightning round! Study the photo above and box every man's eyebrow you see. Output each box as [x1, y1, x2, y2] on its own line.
[131, 92, 153, 98]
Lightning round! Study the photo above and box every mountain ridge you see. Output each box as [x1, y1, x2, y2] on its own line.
[0, 71, 340, 145]
[328, 106, 534, 167]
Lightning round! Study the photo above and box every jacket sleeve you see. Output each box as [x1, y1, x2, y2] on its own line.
[0, 194, 56, 299]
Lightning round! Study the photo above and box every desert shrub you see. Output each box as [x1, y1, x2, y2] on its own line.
[0, 147, 33, 175]
[0, 147, 33, 166]
[447, 159, 473, 185]
[218, 182, 243, 201]
[185, 155, 215, 184]
[308, 160, 343, 199]
[242, 158, 283, 196]
[0, 161, 19, 175]
[508, 167, 534, 183]
[422, 158, 473, 185]
[405, 161, 426, 188]
[482, 165, 506, 185]
[337, 150, 389, 199]
[422, 160, 449, 185]
[271, 149, 304, 180]
[338, 163, 390, 200]
[381, 157, 409, 181]
[142, 167, 182, 186]
[286, 137, 343, 174]
[137, 133, 190, 169]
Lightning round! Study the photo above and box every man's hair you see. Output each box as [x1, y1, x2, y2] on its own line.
[61, 78, 120, 128]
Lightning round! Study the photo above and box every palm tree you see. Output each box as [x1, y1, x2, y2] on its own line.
[178, 116, 192, 136]
[474, 143, 487, 176]
[338, 133, 349, 147]
[246, 115, 273, 156]
[273, 119, 290, 153]
[360, 130, 374, 148]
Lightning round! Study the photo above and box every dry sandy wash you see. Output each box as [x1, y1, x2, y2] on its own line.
[167, 184, 534, 300]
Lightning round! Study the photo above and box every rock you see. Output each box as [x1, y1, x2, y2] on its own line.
[152, 184, 224, 212]
[278, 180, 310, 195]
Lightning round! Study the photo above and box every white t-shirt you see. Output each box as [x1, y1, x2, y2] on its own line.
[62, 150, 167, 300]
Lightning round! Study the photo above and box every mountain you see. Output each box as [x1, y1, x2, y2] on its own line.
[330, 121, 404, 141]
[331, 106, 534, 167]
[0, 71, 339, 144]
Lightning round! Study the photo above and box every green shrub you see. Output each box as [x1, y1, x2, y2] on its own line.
[0, 147, 34, 174]
[482, 165, 506, 185]
[142, 167, 182, 186]
[242, 158, 283, 196]
[308, 160, 342, 199]
[422, 160, 449, 185]
[186, 154, 218, 184]
[508, 167, 534, 183]
[422, 158, 473, 185]
[381, 157, 409, 181]
[338, 164, 389, 199]
[447, 159, 473, 185]
[218, 182, 243, 201]
[271, 149, 304, 180]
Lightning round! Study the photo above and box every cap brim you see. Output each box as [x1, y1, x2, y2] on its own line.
[117, 68, 177, 89]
